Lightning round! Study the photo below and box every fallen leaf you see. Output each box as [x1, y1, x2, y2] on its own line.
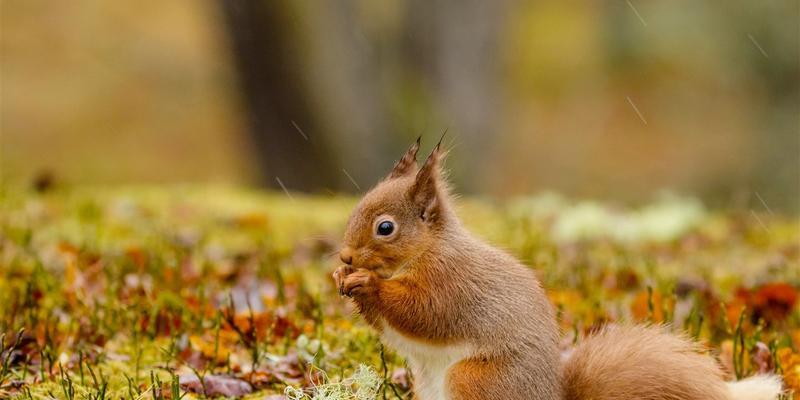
[391, 368, 410, 391]
[752, 342, 772, 374]
[777, 348, 800, 393]
[179, 374, 253, 398]
[189, 331, 238, 363]
[631, 289, 672, 323]
[751, 282, 798, 322]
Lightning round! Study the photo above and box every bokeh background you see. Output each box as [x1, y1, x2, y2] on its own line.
[2, 1, 798, 212]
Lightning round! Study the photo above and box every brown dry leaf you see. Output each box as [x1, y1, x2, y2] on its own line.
[601, 268, 639, 292]
[270, 353, 304, 385]
[734, 283, 798, 325]
[751, 282, 798, 322]
[244, 370, 275, 388]
[239, 355, 305, 388]
[752, 341, 772, 374]
[179, 374, 253, 398]
[391, 368, 410, 391]
[224, 311, 298, 342]
[226, 312, 272, 339]
[189, 330, 238, 363]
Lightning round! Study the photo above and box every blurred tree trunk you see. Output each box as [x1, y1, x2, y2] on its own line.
[402, 0, 510, 192]
[219, 0, 339, 192]
[218, 0, 510, 193]
[298, 0, 398, 189]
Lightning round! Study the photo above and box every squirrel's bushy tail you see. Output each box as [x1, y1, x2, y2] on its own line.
[561, 325, 782, 400]
[727, 375, 783, 400]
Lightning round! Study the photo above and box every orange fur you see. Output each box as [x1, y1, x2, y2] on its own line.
[562, 325, 730, 400]
[334, 140, 781, 400]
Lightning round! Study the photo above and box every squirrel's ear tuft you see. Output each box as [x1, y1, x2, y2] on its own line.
[409, 139, 447, 223]
[387, 136, 421, 179]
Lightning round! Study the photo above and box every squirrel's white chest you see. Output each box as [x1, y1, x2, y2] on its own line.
[380, 320, 474, 400]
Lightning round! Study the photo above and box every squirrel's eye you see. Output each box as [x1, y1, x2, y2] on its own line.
[377, 221, 394, 236]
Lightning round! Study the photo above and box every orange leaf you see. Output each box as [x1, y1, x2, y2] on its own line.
[752, 282, 798, 322]
[777, 348, 800, 393]
[631, 289, 672, 323]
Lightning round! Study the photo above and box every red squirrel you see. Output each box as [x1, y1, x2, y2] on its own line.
[333, 138, 782, 400]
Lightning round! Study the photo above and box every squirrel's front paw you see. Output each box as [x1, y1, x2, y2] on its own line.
[333, 265, 355, 296]
[341, 269, 380, 298]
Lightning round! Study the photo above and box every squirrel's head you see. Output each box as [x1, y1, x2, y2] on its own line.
[339, 137, 453, 277]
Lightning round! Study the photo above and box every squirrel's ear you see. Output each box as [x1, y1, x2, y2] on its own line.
[409, 139, 446, 223]
[387, 137, 421, 179]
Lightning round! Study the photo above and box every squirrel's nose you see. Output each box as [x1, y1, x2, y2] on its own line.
[339, 247, 354, 265]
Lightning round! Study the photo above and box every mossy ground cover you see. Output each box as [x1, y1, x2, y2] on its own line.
[1, 186, 798, 399]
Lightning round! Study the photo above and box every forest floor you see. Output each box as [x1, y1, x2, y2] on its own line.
[1, 186, 798, 399]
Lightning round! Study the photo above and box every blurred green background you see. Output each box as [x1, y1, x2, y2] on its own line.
[2, 1, 798, 212]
